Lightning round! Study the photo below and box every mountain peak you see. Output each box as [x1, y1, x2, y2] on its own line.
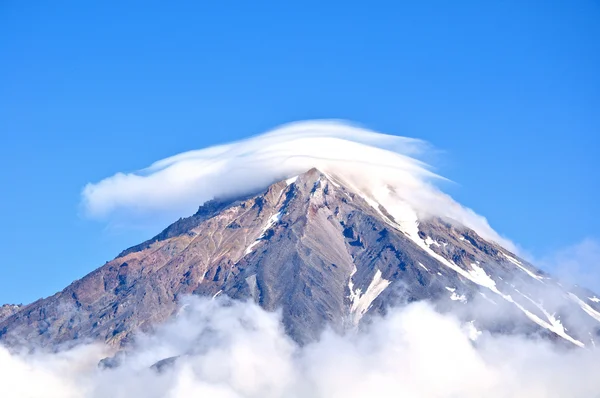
[1, 167, 600, 349]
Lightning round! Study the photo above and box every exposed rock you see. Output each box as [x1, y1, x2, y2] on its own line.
[0, 304, 22, 323]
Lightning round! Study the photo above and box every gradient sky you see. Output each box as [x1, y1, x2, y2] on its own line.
[0, 1, 598, 304]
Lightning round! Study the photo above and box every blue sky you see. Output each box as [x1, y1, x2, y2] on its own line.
[0, 1, 598, 304]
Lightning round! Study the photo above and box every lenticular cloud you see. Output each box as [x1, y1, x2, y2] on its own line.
[82, 120, 430, 217]
[81, 120, 511, 248]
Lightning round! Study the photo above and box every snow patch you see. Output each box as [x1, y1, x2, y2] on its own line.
[501, 252, 544, 282]
[509, 296, 584, 348]
[467, 263, 498, 292]
[464, 321, 482, 341]
[450, 292, 467, 303]
[351, 185, 421, 244]
[424, 236, 441, 247]
[479, 292, 497, 305]
[514, 289, 582, 346]
[569, 293, 600, 324]
[348, 269, 391, 325]
[285, 176, 298, 185]
[244, 211, 282, 255]
[322, 172, 341, 188]
[589, 296, 600, 303]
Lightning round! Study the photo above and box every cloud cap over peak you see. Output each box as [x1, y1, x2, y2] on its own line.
[81, 119, 512, 249]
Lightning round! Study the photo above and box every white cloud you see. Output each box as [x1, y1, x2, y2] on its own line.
[82, 119, 514, 250]
[2, 297, 600, 398]
[0, 343, 106, 398]
[540, 238, 600, 292]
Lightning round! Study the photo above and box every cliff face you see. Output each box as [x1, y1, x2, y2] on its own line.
[2, 168, 599, 348]
[0, 305, 21, 324]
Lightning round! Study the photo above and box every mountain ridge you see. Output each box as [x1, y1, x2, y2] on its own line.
[2, 168, 599, 350]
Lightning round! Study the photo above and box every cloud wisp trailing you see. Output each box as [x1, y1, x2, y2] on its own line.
[540, 238, 600, 292]
[2, 297, 600, 398]
[82, 120, 513, 249]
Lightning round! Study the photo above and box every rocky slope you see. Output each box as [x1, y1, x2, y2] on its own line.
[0, 305, 22, 324]
[1, 168, 599, 348]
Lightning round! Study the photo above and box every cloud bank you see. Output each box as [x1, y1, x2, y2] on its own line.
[2, 297, 600, 398]
[82, 120, 513, 249]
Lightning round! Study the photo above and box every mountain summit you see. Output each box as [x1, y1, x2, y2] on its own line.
[1, 168, 599, 348]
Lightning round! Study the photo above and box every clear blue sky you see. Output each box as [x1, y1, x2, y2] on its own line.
[0, 1, 598, 304]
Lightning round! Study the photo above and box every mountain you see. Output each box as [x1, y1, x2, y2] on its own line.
[1, 168, 600, 349]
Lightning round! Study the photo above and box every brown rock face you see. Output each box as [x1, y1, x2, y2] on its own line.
[1, 168, 599, 348]
[0, 305, 22, 324]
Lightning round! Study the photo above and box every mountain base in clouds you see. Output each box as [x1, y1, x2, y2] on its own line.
[2, 297, 600, 398]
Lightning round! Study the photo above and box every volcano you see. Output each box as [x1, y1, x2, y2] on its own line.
[2, 168, 599, 349]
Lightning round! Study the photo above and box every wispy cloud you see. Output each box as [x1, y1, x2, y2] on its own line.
[81, 120, 513, 249]
[540, 238, 600, 292]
